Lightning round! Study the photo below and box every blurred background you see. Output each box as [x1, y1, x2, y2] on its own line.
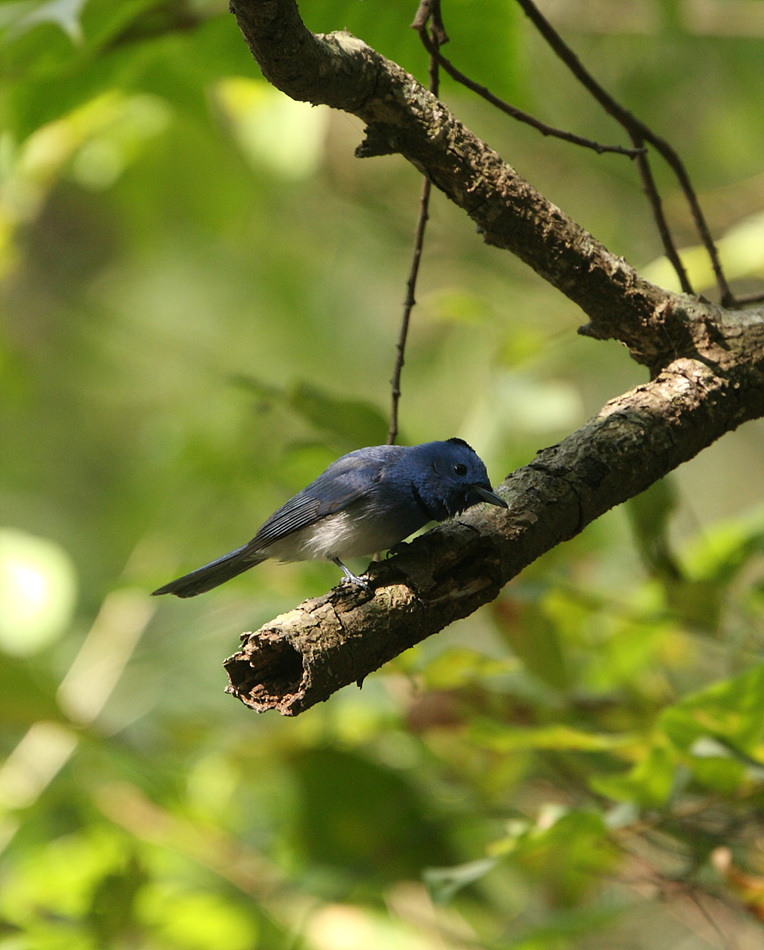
[2, 1, 764, 947]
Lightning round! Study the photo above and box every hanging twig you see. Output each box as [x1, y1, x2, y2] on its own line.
[631, 136, 693, 295]
[416, 29, 644, 159]
[411, 0, 449, 44]
[513, 0, 734, 305]
[387, 177, 432, 446]
[415, 0, 735, 303]
[387, 2, 444, 445]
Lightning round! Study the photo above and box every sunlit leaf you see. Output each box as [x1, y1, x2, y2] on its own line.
[422, 647, 517, 690]
[660, 664, 764, 792]
[643, 212, 764, 293]
[590, 741, 676, 808]
[472, 720, 627, 753]
[215, 78, 330, 179]
[137, 886, 257, 950]
[683, 509, 764, 586]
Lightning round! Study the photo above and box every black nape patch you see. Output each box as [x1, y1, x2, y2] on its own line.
[446, 436, 475, 453]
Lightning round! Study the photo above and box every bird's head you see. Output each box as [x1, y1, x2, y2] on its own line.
[412, 438, 508, 521]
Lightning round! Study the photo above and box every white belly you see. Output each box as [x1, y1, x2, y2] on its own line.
[264, 509, 409, 564]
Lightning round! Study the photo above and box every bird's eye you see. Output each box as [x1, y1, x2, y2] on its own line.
[454, 462, 468, 477]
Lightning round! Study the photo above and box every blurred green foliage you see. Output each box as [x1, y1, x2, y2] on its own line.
[2, 1, 764, 948]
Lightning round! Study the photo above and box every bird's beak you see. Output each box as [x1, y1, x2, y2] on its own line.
[471, 485, 508, 509]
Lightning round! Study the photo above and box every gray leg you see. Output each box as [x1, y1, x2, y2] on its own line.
[333, 558, 369, 589]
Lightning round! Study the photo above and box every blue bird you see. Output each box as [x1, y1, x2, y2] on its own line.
[152, 438, 507, 597]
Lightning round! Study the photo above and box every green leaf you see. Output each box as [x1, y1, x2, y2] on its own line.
[233, 376, 390, 452]
[495, 808, 616, 906]
[659, 664, 764, 792]
[138, 886, 257, 950]
[422, 647, 517, 690]
[590, 741, 676, 808]
[424, 857, 498, 905]
[684, 510, 764, 587]
[288, 382, 390, 450]
[472, 720, 627, 754]
[2, 10, 252, 138]
[661, 664, 764, 751]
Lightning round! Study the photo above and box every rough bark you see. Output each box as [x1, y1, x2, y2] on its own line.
[223, 0, 764, 715]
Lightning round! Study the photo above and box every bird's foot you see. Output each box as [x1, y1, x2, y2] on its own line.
[333, 558, 370, 590]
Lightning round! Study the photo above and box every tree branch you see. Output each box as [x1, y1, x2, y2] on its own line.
[228, 0, 733, 373]
[226, 352, 764, 715]
[223, 0, 764, 714]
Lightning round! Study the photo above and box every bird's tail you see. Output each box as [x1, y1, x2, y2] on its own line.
[152, 544, 266, 598]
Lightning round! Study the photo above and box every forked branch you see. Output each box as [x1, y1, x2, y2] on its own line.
[224, 0, 764, 714]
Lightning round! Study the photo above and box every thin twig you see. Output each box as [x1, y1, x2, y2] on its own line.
[387, 3, 443, 446]
[411, 0, 448, 44]
[514, 0, 734, 305]
[633, 140, 693, 294]
[414, 2, 691, 294]
[417, 29, 644, 159]
[387, 176, 432, 446]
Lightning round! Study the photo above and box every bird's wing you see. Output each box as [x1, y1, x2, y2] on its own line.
[250, 447, 401, 548]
